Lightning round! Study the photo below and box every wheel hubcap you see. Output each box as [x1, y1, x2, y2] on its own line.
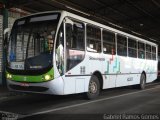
[89, 81, 97, 94]
[141, 74, 145, 87]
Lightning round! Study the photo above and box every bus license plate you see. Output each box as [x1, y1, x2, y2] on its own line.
[11, 62, 24, 70]
[20, 83, 29, 87]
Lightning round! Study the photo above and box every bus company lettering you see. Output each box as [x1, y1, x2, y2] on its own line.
[89, 56, 105, 61]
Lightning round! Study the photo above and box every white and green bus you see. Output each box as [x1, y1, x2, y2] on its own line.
[6, 11, 158, 99]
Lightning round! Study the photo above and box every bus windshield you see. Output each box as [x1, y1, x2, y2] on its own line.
[7, 13, 60, 71]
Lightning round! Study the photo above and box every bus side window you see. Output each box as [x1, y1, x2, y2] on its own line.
[128, 38, 137, 58]
[152, 46, 156, 60]
[66, 23, 73, 48]
[87, 25, 101, 53]
[138, 42, 145, 59]
[146, 44, 152, 60]
[117, 35, 127, 57]
[65, 21, 85, 71]
[103, 30, 115, 55]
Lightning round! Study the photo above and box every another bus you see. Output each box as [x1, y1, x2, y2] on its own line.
[6, 11, 158, 99]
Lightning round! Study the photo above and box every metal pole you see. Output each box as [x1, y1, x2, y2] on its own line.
[2, 3, 8, 86]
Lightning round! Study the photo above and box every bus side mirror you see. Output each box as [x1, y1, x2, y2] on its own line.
[3, 28, 11, 47]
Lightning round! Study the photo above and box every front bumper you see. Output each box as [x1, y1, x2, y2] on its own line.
[7, 76, 64, 95]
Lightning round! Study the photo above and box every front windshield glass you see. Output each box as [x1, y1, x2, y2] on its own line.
[7, 13, 60, 71]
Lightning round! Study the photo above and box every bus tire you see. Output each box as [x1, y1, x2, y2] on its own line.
[138, 73, 146, 90]
[85, 75, 100, 100]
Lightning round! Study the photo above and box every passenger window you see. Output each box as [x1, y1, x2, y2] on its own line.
[117, 35, 127, 56]
[152, 46, 156, 60]
[87, 25, 101, 53]
[66, 22, 85, 50]
[138, 42, 145, 59]
[146, 44, 152, 60]
[128, 38, 137, 58]
[56, 25, 64, 75]
[103, 30, 115, 55]
[65, 20, 85, 71]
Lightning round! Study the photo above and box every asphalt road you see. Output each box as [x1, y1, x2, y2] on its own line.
[0, 81, 160, 120]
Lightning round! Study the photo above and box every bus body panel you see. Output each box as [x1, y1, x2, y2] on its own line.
[104, 75, 116, 89]
[62, 76, 87, 94]
[7, 76, 64, 95]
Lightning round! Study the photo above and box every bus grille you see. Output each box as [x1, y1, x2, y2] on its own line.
[9, 85, 49, 92]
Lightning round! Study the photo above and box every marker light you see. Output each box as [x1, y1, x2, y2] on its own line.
[7, 73, 12, 79]
[44, 75, 51, 81]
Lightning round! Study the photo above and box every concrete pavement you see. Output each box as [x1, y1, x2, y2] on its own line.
[0, 82, 159, 120]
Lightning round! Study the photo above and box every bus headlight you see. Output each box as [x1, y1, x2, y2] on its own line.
[44, 75, 51, 81]
[7, 73, 12, 79]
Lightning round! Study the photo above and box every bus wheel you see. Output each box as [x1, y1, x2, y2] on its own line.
[85, 75, 100, 99]
[139, 73, 146, 90]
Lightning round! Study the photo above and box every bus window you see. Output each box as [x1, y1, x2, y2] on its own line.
[56, 25, 64, 75]
[138, 42, 145, 59]
[152, 46, 156, 60]
[128, 38, 137, 58]
[117, 34, 127, 57]
[146, 44, 152, 60]
[103, 30, 115, 55]
[87, 25, 101, 53]
[65, 20, 85, 71]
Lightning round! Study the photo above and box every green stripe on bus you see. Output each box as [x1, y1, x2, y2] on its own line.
[6, 68, 54, 83]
